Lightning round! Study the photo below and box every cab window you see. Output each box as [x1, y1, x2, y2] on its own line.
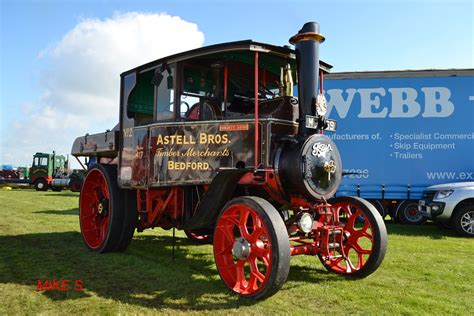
[33, 157, 48, 167]
[155, 66, 175, 121]
[127, 70, 154, 126]
[179, 51, 294, 120]
[126, 64, 176, 126]
[40, 157, 48, 166]
[180, 61, 223, 121]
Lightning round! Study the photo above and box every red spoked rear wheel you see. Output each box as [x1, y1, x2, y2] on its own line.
[80, 167, 111, 250]
[320, 196, 387, 278]
[79, 164, 136, 253]
[213, 196, 290, 300]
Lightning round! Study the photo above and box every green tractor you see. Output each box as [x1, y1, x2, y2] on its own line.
[29, 152, 85, 192]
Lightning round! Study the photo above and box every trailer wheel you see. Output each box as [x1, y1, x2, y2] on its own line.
[397, 200, 427, 225]
[213, 196, 290, 300]
[367, 199, 386, 218]
[34, 178, 48, 191]
[79, 164, 127, 253]
[185, 229, 213, 244]
[70, 178, 82, 192]
[319, 196, 387, 278]
[452, 204, 474, 237]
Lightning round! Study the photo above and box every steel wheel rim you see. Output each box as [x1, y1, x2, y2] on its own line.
[80, 169, 110, 249]
[460, 210, 474, 234]
[324, 202, 374, 274]
[405, 204, 423, 222]
[214, 203, 272, 295]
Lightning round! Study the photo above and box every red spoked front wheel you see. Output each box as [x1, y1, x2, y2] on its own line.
[319, 196, 387, 278]
[213, 196, 290, 300]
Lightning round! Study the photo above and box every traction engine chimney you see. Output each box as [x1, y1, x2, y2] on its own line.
[290, 22, 325, 137]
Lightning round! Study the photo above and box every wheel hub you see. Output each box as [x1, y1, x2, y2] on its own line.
[461, 211, 474, 233]
[97, 200, 108, 217]
[232, 237, 251, 260]
[406, 207, 422, 221]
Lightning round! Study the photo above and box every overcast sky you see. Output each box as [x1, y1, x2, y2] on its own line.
[0, 0, 473, 166]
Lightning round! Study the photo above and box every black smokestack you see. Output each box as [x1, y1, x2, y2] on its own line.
[289, 22, 325, 136]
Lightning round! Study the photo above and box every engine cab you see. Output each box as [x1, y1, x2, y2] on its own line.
[118, 42, 333, 187]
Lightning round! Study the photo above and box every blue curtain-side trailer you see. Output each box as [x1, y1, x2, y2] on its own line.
[324, 69, 474, 224]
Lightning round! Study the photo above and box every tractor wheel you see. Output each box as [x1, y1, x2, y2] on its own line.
[69, 178, 82, 192]
[213, 196, 290, 300]
[397, 200, 427, 225]
[452, 204, 474, 237]
[185, 229, 213, 244]
[79, 164, 133, 253]
[34, 178, 48, 191]
[319, 196, 387, 278]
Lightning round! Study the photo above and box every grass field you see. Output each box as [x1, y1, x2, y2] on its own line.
[0, 189, 472, 315]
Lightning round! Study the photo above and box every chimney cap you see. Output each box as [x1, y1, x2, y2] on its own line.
[299, 22, 320, 34]
[289, 22, 325, 45]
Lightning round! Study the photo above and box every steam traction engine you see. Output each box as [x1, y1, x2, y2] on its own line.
[72, 22, 387, 299]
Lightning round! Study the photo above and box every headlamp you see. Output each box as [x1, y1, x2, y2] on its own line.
[298, 212, 314, 233]
[435, 190, 453, 199]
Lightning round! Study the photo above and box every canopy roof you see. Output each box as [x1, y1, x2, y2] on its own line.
[121, 40, 332, 77]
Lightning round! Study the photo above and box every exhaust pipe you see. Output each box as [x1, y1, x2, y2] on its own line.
[290, 22, 325, 137]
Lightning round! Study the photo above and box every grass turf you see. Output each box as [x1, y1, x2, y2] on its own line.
[0, 189, 472, 315]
